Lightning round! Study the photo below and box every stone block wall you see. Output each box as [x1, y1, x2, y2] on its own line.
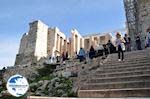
[18, 33, 28, 54]
[124, 0, 150, 49]
[138, 0, 150, 48]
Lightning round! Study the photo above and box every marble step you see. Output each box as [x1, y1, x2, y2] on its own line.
[97, 65, 150, 73]
[110, 53, 150, 56]
[94, 69, 150, 77]
[105, 58, 150, 65]
[87, 74, 150, 83]
[80, 80, 150, 90]
[78, 88, 150, 98]
[99, 63, 150, 70]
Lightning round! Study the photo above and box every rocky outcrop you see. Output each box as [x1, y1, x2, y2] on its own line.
[29, 76, 74, 97]
[2, 65, 42, 83]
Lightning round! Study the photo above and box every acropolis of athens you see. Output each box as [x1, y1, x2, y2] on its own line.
[15, 20, 112, 66]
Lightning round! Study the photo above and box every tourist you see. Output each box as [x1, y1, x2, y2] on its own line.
[89, 46, 96, 64]
[56, 56, 59, 63]
[78, 48, 86, 62]
[49, 56, 51, 60]
[107, 40, 112, 54]
[146, 28, 150, 47]
[85, 51, 90, 64]
[107, 40, 116, 54]
[89, 45, 95, 60]
[135, 34, 142, 50]
[144, 36, 148, 48]
[124, 34, 131, 51]
[62, 52, 66, 63]
[49, 55, 53, 63]
[115, 32, 125, 61]
[66, 51, 68, 60]
[103, 44, 108, 57]
[75, 51, 78, 59]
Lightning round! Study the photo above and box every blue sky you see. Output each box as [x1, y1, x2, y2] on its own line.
[0, 0, 126, 69]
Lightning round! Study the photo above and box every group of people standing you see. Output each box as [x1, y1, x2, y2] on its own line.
[77, 46, 96, 63]
[134, 28, 150, 50]
[76, 32, 132, 62]
[114, 29, 150, 61]
[104, 33, 131, 62]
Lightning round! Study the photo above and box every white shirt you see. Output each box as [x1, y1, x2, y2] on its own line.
[115, 38, 122, 46]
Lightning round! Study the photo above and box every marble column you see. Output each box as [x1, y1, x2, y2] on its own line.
[56, 34, 59, 51]
[60, 37, 62, 54]
[75, 35, 78, 53]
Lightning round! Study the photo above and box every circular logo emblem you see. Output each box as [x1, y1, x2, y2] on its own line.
[6, 74, 29, 97]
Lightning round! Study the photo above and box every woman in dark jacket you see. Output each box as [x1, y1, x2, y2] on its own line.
[89, 46, 95, 59]
[136, 35, 142, 50]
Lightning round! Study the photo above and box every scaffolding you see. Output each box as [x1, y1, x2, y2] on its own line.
[124, 0, 139, 49]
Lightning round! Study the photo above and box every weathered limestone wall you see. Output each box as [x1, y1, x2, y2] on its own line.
[125, 0, 150, 49]
[138, 0, 150, 48]
[15, 20, 48, 66]
[18, 33, 28, 54]
[47, 28, 55, 56]
[15, 32, 30, 65]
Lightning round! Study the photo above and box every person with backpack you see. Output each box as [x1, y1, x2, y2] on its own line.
[78, 48, 86, 62]
[115, 32, 126, 61]
[107, 40, 115, 54]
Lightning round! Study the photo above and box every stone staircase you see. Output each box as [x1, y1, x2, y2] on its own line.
[78, 48, 150, 98]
